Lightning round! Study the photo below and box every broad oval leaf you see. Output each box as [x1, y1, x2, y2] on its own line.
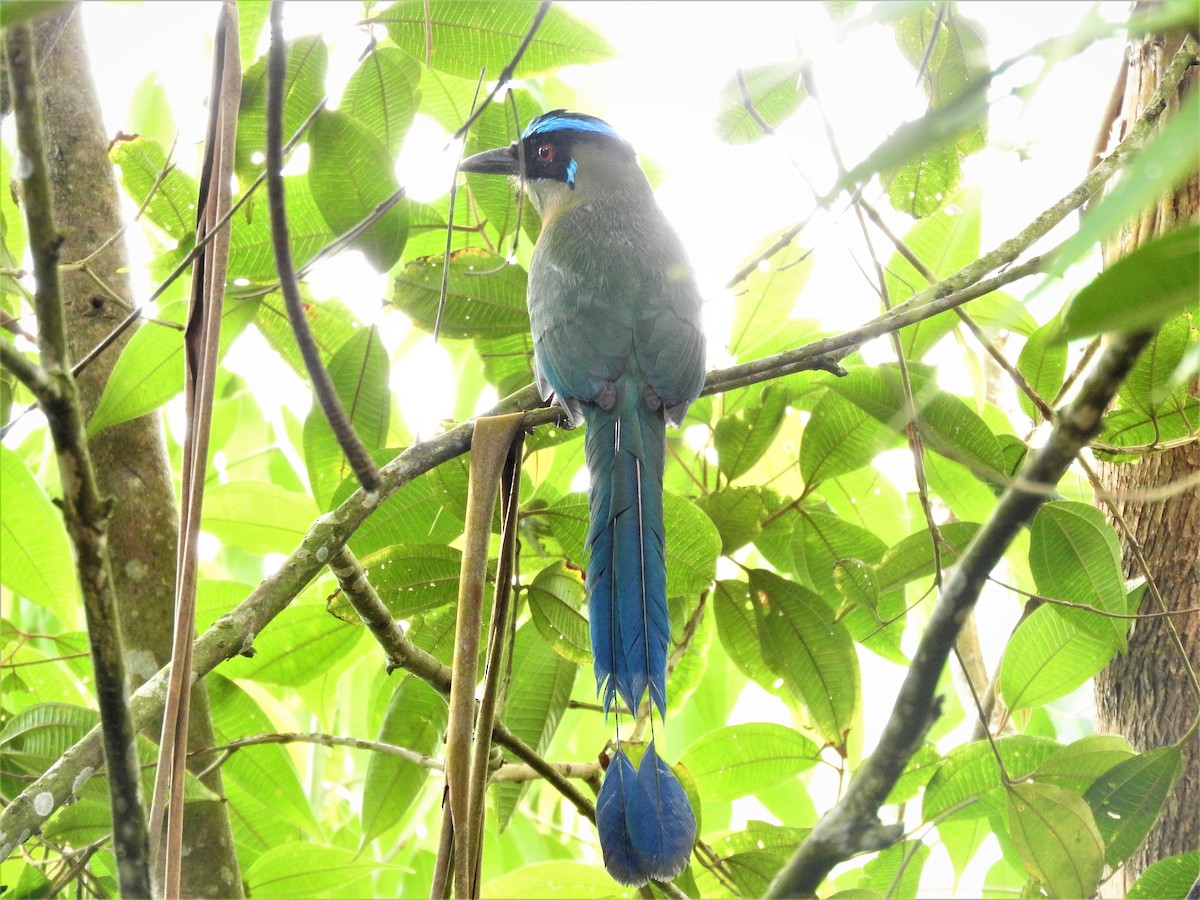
[361, 676, 448, 845]
[1017, 318, 1067, 420]
[244, 842, 382, 898]
[223, 603, 362, 686]
[340, 47, 421, 156]
[999, 605, 1118, 711]
[1127, 851, 1200, 900]
[302, 325, 391, 510]
[308, 109, 408, 272]
[1083, 747, 1183, 866]
[748, 569, 860, 748]
[527, 561, 591, 665]
[0, 446, 78, 620]
[1028, 501, 1129, 650]
[875, 521, 981, 594]
[392, 249, 530, 339]
[715, 384, 788, 481]
[1006, 781, 1104, 900]
[377, 1, 614, 79]
[87, 298, 260, 437]
[1058, 224, 1200, 340]
[714, 60, 807, 144]
[680, 722, 820, 802]
[922, 735, 1060, 822]
[800, 390, 897, 485]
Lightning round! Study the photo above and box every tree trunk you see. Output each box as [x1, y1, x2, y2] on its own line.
[32, 7, 243, 897]
[1092, 25, 1199, 895]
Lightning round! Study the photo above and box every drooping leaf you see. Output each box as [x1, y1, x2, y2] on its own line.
[377, 1, 614, 79]
[716, 384, 789, 481]
[526, 561, 591, 665]
[875, 521, 981, 594]
[714, 60, 807, 144]
[308, 109, 408, 272]
[87, 298, 261, 437]
[1028, 501, 1129, 650]
[1084, 747, 1183, 866]
[800, 389, 898, 485]
[0, 446, 78, 621]
[748, 569, 860, 748]
[340, 47, 421, 156]
[361, 676, 448, 845]
[492, 620, 577, 829]
[680, 722, 820, 802]
[1057, 224, 1199, 340]
[1017, 318, 1068, 420]
[922, 735, 1060, 822]
[110, 135, 200, 243]
[1127, 851, 1200, 900]
[302, 326, 391, 509]
[1006, 781, 1104, 900]
[392, 250, 529, 339]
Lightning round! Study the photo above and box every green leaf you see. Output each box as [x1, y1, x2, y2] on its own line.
[894, 4, 989, 155]
[800, 390, 898, 485]
[0, 1, 69, 27]
[1127, 851, 1200, 900]
[1084, 747, 1182, 866]
[1049, 89, 1200, 279]
[303, 326, 391, 509]
[1057, 224, 1200, 340]
[680, 722, 820, 802]
[1097, 397, 1200, 454]
[748, 569, 860, 748]
[1032, 735, 1135, 795]
[361, 676, 447, 845]
[87, 298, 260, 437]
[716, 384, 788, 481]
[330, 543, 462, 623]
[875, 521, 980, 594]
[202, 480, 319, 556]
[482, 862, 616, 898]
[883, 190, 982, 358]
[0, 445, 78, 620]
[342, 470, 465, 557]
[663, 493, 722, 596]
[377, 1, 614, 79]
[207, 674, 321, 838]
[1118, 313, 1191, 418]
[922, 735, 1060, 822]
[695, 486, 768, 555]
[1017, 318, 1068, 420]
[714, 60, 807, 143]
[1006, 781, 1104, 900]
[110, 135, 199, 242]
[0, 703, 97, 776]
[308, 109, 408, 272]
[392, 249, 530, 339]
[1028, 501, 1129, 650]
[492, 619, 577, 829]
[228, 176, 333, 281]
[341, 47, 421, 156]
[999, 605, 1119, 711]
[245, 842, 381, 898]
[790, 509, 887, 602]
[713, 579, 781, 699]
[885, 141, 960, 218]
[255, 290, 361, 375]
[527, 561, 591, 665]
[858, 840, 930, 899]
[833, 558, 879, 617]
[728, 239, 814, 360]
[237, 35, 328, 182]
[223, 604, 361, 686]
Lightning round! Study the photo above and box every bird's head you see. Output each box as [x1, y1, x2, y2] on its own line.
[458, 110, 644, 222]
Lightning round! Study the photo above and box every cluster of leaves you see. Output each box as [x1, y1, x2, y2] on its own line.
[1, 1, 1197, 898]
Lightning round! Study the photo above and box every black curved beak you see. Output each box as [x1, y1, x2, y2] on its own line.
[458, 144, 520, 176]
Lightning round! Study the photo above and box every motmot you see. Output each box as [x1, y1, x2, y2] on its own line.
[460, 110, 704, 885]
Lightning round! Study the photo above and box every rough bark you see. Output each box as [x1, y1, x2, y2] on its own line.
[1093, 25, 1200, 895]
[32, 7, 242, 896]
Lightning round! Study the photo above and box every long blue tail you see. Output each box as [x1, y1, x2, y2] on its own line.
[584, 381, 696, 885]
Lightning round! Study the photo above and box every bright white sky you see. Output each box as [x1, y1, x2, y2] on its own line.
[68, 3, 1130, 894]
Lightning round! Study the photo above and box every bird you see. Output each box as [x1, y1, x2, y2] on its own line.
[459, 110, 704, 886]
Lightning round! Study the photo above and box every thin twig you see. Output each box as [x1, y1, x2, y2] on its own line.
[266, 0, 379, 493]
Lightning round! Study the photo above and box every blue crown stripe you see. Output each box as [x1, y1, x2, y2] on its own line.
[522, 112, 620, 141]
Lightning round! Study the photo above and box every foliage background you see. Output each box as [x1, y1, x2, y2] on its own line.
[1, 1, 1197, 897]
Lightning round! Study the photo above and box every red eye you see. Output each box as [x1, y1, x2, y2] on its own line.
[536, 143, 555, 161]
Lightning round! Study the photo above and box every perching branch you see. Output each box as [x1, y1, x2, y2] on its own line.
[2, 22, 150, 900]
